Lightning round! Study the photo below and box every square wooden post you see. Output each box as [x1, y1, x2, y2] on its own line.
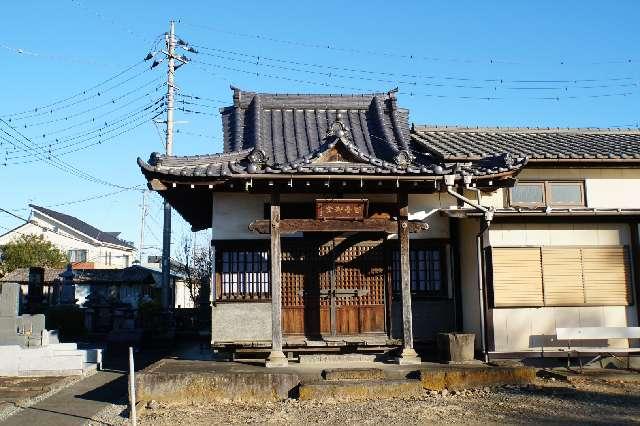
[396, 192, 421, 365]
[266, 192, 288, 367]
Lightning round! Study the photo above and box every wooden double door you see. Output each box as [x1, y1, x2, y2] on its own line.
[281, 236, 388, 337]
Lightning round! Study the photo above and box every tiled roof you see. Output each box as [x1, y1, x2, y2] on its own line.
[138, 87, 527, 180]
[29, 205, 134, 249]
[0, 267, 64, 283]
[0, 265, 163, 284]
[411, 126, 640, 162]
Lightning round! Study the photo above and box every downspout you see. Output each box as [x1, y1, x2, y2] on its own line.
[444, 175, 493, 363]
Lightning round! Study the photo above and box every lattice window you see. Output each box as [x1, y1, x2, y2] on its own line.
[217, 248, 270, 300]
[392, 243, 447, 297]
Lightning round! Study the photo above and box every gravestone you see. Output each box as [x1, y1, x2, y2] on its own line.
[0, 283, 25, 346]
[0, 282, 20, 317]
[0, 282, 58, 347]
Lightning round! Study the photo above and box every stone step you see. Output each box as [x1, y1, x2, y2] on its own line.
[299, 379, 422, 401]
[419, 366, 538, 391]
[323, 368, 385, 381]
[299, 353, 378, 364]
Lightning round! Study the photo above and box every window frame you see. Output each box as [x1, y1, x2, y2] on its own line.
[68, 249, 88, 263]
[214, 240, 271, 302]
[546, 181, 585, 207]
[391, 239, 449, 299]
[509, 180, 586, 208]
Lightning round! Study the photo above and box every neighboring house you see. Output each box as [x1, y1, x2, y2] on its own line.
[137, 87, 640, 364]
[412, 126, 640, 355]
[0, 205, 135, 269]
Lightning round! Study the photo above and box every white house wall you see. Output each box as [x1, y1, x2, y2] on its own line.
[0, 218, 133, 269]
[488, 222, 638, 352]
[458, 218, 483, 349]
[485, 168, 640, 209]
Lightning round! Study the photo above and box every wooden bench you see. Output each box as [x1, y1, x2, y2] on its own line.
[556, 327, 640, 371]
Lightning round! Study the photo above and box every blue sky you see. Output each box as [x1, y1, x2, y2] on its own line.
[1, 0, 638, 259]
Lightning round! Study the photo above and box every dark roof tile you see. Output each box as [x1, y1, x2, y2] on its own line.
[29, 205, 134, 249]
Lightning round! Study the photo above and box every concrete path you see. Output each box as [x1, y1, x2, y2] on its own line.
[2, 370, 125, 426]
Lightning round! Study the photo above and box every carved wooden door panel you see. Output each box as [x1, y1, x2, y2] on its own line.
[282, 238, 387, 337]
[333, 239, 386, 335]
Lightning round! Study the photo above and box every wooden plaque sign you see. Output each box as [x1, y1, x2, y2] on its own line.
[315, 199, 368, 220]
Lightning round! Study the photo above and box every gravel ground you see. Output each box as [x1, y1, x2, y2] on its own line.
[86, 399, 128, 426]
[128, 375, 640, 425]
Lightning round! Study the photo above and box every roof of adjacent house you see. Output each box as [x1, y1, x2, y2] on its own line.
[138, 87, 526, 181]
[29, 205, 134, 249]
[0, 265, 168, 284]
[411, 126, 640, 162]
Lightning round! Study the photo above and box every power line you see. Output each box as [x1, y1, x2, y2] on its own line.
[0, 118, 130, 188]
[5, 98, 165, 158]
[193, 45, 639, 88]
[0, 42, 113, 67]
[3, 105, 164, 164]
[1, 59, 147, 118]
[191, 59, 638, 101]
[8, 77, 164, 124]
[7, 186, 144, 213]
[180, 20, 637, 66]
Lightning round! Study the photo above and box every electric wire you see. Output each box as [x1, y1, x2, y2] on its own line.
[181, 21, 637, 66]
[1, 59, 147, 118]
[193, 46, 639, 89]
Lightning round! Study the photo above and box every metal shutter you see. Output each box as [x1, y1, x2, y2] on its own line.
[492, 247, 544, 307]
[541, 248, 585, 305]
[582, 247, 632, 306]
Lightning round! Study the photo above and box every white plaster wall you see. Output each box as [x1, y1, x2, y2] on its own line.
[0, 221, 133, 269]
[212, 193, 269, 240]
[458, 218, 483, 348]
[174, 280, 195, 308]
[212, 192, 453, 240]
[494, 168, 640, 209]
[489, 222, 630, 246]
[492, 306, 636, 352]
[211, 302, 271, 344]
[408, 193, 455, 239]
[488, 222, 637, 352]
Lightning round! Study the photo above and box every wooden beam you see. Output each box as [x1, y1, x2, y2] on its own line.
[248, 219, 429, 234]
[396, 192, 421, 364]
[265, 192, 287, 367]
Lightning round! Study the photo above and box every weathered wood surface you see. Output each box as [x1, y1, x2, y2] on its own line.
[398, 193, 415, 351]
[270, 193, 284, 354]
[249, 219, 429, 234]
[315, 199, 368, 220]
[281, 239, 387, 337]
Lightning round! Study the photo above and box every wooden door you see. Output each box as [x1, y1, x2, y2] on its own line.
[333, 239, 386, 335]
[282, 237, 387, 337]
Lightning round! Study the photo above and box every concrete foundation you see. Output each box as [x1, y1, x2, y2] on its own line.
[133, 358, 540, 404]
[299, 379, 423, 401]
[136, 360, 300, 402]
[419, 366, 537, 391]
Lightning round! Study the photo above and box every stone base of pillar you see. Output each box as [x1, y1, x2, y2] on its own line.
[265, 350, 289, 368]
[394, 347, 422, 365]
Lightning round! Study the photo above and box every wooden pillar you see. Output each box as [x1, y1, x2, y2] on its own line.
[266, 192, 288, 367]
[396, 192, 421, 364]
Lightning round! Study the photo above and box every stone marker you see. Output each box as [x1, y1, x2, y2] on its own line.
[437, 333, 475, 363]
[0, 283, 20, 318]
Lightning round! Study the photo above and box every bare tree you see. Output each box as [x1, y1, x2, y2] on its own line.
[176, 234, 212, 306]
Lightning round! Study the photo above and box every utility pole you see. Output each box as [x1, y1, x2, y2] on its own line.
[161, 20, 176, 310]
[144, 20, 196, 309]
[138, 190, 147, 264]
